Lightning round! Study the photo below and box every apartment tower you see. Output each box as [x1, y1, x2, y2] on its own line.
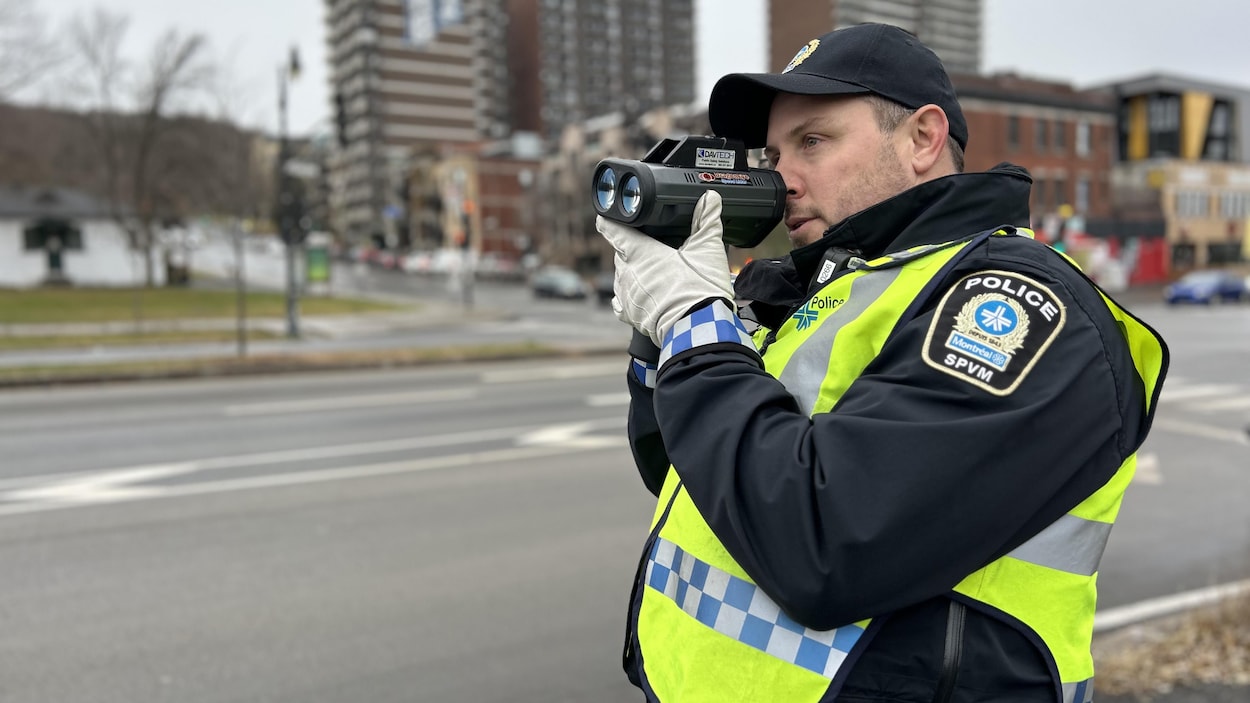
[324, 0, 696, 243]
[769, 0, 982, 74]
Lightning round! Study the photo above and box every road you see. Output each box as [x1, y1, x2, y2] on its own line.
[0, 301, 1245, 701]
[0, 357, 649, 703]
[1096, 301, 1250, 608]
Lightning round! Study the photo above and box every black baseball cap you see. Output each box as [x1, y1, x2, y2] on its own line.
[708, 23, 968, 151]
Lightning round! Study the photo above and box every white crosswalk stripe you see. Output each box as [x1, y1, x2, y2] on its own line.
[1158, 379, 1250, 415]
[1189, 395, 1250, 412]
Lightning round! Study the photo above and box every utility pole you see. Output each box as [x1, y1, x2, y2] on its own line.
[233, 219, 249, 357]
[277, 46, 302, 339]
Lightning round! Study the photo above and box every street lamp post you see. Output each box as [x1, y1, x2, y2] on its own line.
[277, 46, 301, 339]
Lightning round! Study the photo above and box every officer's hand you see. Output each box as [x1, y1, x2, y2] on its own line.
[596, 191, 735, 347]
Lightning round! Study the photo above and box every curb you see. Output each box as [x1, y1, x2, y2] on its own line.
[1093, 578, 1250, 634]
[0, 342, 627, 389]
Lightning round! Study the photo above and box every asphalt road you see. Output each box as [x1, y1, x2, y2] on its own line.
[0, 300, 1245, 702]
[0, 357, 650, 703]
[1094, 301, 1250, 609]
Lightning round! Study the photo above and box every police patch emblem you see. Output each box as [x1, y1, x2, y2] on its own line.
[922, 270, 1065, 395]
[784, 40, 820, 73]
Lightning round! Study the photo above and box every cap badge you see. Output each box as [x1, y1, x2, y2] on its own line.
[783, 39, 820, 74]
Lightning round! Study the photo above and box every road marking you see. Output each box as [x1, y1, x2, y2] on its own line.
[0, 444, 611, 518]
[1094, 578, 1250, 633]
[518, 420, 628, 449]
[1189, 395, 1250, 412]
[5, 464, 197, 504]
[1151, 418, 1250, 444]
[1133, 453, 1163, 485]
[0, 418, 627, 516]
[223, 387, 476, 416]
[587, 392, 630, 407]
[480, 362, 623, 384]
[0, 423, 602, 492]
[1160, 383, 1242, 402]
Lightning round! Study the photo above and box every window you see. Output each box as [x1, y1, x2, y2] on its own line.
[1034, 178, 1048, 210]
[1175, 191, 1210, 218]
[22, 220, 83, 251]
[1148, 94, 1181, 157]
[1075, 121, 1091, 157]
[1219, 191, 1250, 219]
[1007, 115, 1020, 150]
[1171, 243, 1196, 268]
[1053, 178, 1067, 208]
[1148, 95, 1180, 130]
[1035, 119, 1049, 151]
[1208, 243, 1243, 265]
[1075, 177, 1091, 214]
[1210, 103, 1230, 135]
[1054, 121, 1067, 152]
[1204, 101, 1233, 161]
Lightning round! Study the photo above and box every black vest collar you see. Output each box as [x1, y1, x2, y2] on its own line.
[789, 163, 1032, 285]
[734, 164, 1033, 329]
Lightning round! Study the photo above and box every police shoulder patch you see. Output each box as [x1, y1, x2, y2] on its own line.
[922, 270, 1066, 395]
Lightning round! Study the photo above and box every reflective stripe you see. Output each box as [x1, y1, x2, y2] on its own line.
[1007, 513, 1114, 577]
[1063, 677, 1095, 703]
[777, 268, 903, 414]
[645, 537, 864, 678]
[859, 242, 953, 268]
[631, 358, 658, 388]
[659, 300, 757, 368]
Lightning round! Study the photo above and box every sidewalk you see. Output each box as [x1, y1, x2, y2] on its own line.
[0, 300, 628, 384]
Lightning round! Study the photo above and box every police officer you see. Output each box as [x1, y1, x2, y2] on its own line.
[597, 23, 1169, 703]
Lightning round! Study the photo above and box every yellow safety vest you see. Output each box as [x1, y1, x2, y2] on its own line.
[630, 229, 1166, 702]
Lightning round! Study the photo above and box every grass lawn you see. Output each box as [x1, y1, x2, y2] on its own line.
[0, 287, 403, 324]
[0, 330, 284, 350]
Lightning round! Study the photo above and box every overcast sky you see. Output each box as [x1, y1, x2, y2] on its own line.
[32, 0, 1250, 136]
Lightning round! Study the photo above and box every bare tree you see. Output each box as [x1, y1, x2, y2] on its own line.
[196, 54, 276, 356]
[0, 0, 60, 99]
[67, 7, 211, 286]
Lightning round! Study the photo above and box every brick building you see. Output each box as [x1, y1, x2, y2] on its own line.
[952, 73, 1117, 229]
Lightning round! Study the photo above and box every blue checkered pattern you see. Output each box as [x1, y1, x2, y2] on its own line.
[631, 358, 658, 388]
[645, 537, 865, 678]
[1063, 678, 1095, 703]
[659, 300, 757, 368]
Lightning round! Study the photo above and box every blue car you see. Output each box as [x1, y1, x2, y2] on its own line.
[1163, 270, 1247, 305]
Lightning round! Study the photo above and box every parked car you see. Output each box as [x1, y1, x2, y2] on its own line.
[593, 271, 615, 306]
[1163, 270, 1247, 305]
[530, 266, 588, 300]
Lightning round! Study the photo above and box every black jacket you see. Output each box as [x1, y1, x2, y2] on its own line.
[625, 165, 1167, 701]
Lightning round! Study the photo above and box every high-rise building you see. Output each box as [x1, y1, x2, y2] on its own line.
[323, 0, 696, 244]
[324, 0, 506, 242]
[768, 0, 981, 75]
[507, 0, 696, 138]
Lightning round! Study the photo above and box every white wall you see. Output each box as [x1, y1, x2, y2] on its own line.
[0, 218, 167, 288]
[0, 224, 48, 287]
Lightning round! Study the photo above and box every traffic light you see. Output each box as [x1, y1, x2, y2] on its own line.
[276, 180, 308, 246]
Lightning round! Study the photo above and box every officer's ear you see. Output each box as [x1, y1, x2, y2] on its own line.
[906, 104, 952, 178]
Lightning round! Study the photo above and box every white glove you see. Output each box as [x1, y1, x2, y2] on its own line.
[596, 190, 735, 347]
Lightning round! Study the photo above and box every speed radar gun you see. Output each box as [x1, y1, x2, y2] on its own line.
[590, 136, 786, 361]
[591, 135, 785, 248]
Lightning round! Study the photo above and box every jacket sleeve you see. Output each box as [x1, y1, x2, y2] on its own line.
[626, 362, 671, 497]
[652, 258, 1139, 631]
